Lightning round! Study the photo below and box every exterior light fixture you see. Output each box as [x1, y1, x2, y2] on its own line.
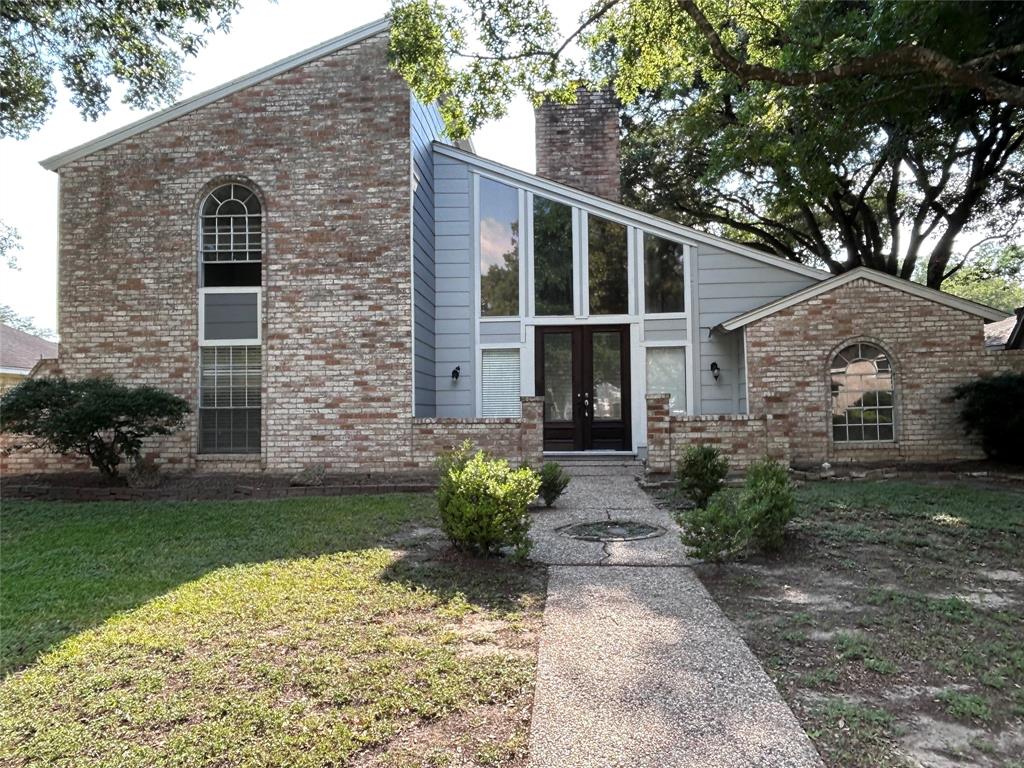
[710, 362, 721, 381]
[451, 366, 461, 381]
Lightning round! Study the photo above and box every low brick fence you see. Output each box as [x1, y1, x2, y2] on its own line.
[646, 394, 790, 474]
[411, 396, 544, 468]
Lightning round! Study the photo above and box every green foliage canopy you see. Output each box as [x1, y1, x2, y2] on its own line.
[390, 0, 1024, 286]
[1, 377, 190, 477]
[1, 0, 244, 137]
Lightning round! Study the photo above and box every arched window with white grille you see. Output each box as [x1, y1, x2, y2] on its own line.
[830, 342, 895, 443]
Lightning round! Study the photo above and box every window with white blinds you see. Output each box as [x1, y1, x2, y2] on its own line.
[481, 348, 521, 417]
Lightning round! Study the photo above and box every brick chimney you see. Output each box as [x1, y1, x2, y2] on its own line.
[535, 88, 621, 202]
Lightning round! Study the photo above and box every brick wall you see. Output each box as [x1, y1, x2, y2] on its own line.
[645, 280, 1024, 472]
[744, 278, 1022, 465]
[535, 88, 621, 201]
[411, 396, 544, 468]
[645, 394, 787, 474]
[48, 31, 424, 474]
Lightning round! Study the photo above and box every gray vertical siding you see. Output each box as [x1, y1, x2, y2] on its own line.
[694, 248, 817, 414]
[432, 152, 475, 416]
[410, 96, 445, 416]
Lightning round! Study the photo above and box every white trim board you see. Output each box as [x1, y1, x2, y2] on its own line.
[41, 17, 392, 170]
[715, 267, 1007, 331]
[433, 142, 828, 282]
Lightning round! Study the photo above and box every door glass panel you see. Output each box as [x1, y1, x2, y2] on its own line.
[591, 331, 622, 419]
[479, 178, 520, 316]
[588, 215, 628, 315]
[533, 196, 574, 315]
[543, 333, 574, 421]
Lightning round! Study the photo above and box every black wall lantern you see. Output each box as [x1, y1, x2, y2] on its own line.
[710, 361, 721, 381]
[451, 366, 461, 381]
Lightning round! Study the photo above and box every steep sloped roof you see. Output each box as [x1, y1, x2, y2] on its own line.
[1, 324, 58, 374]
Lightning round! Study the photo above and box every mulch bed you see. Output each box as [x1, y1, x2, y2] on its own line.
[1, 470, 437, 502]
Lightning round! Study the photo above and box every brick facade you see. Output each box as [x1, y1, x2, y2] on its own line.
[646, 278, 1024, 471]
[412, 396, 544, 468]
[535, 88, 621, 201]
[50, 31, 418, 474]
[2, 31, 535, 478]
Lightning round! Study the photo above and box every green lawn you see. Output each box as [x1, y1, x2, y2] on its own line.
[691, 480, 1024, 768]
[0, 495, 545, 767]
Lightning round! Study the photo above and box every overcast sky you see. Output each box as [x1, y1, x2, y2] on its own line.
[0, 0, 591, 334]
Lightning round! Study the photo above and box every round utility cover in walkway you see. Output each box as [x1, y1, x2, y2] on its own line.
[560, 520, 665, 542]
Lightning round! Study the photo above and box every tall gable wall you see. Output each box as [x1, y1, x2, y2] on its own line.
[53, 31, 416, 471]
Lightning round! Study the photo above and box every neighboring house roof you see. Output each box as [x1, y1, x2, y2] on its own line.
[42, 17, 401, 171]
[984, 313, 1019, 348]
[433, 142, 828, 282]
[1005, 307, 1024, 350]
[715, 267, 1007, 332]
[0, 324, 58, 375]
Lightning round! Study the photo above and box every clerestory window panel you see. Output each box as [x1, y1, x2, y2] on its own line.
[533, 196, 574, 315]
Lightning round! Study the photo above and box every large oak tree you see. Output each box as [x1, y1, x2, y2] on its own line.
[390, 0, 1024, 287]
[1, 0, 245, 138]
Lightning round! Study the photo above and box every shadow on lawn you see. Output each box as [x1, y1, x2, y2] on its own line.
[0, 493, 438, 676]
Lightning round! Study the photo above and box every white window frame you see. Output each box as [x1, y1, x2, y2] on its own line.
[474, 172, 526, 321]
[640, 341, 693, 415]
[475, 343, 523, 418]
[638, 230, 690, 321]
[198, 286, 262, 346]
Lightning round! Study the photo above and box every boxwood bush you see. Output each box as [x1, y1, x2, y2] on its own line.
[678, 457, 795, 562]
[436, 442, 540, 559]
[675, 445, 729, 508]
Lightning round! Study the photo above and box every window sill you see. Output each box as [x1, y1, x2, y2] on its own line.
[196, 453, 263, 462]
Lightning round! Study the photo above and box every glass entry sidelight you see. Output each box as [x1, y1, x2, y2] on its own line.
[535, 325, 631, 451]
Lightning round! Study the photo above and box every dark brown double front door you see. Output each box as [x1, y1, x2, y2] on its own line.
[535, 325, 631, 451]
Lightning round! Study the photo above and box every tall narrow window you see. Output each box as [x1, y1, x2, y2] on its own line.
[199, 346, 262, 454]
[646, 347, 687, 414]
[480, 348, 521, 417]
[199, 183, 263, 454]
[588, 215, 628, 315]
[533, 196, 574, 315]
[644, 234, 686, 314]
[830, 343, 894, 442]
[479, 178, 520, 316]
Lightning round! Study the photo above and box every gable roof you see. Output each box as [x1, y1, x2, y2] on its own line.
[40, 17, 392, 171]
[715, 267, 1007, 332]
[1, 324, 58, 374]
[433, 142, 828, 282]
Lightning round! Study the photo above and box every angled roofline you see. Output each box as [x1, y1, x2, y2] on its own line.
[432, 141, 829, 282]
[714, 267, 1007, 332]
[40, 16, 392, 171]
[1007, 307, 1024, 350]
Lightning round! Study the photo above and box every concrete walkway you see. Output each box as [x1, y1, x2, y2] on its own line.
[527, 462, 823, 767]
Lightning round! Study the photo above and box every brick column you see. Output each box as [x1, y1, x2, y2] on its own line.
[646, 393, 672, 474]
[520, 396, 545, 467]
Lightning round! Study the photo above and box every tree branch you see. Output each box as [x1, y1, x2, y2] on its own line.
[676, 0, 1024, 107]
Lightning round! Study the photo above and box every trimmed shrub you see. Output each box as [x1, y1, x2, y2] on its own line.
[538, 461, 571, 507]
[0, 377, 189, 478]
[675, 445, 729, 508]
[679, 490, 748, 562]
[436, 443, 540, 559]
[678, 456, 796, 561]
[954, 373, 1024, 464]
[740, 458, 796, 552]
